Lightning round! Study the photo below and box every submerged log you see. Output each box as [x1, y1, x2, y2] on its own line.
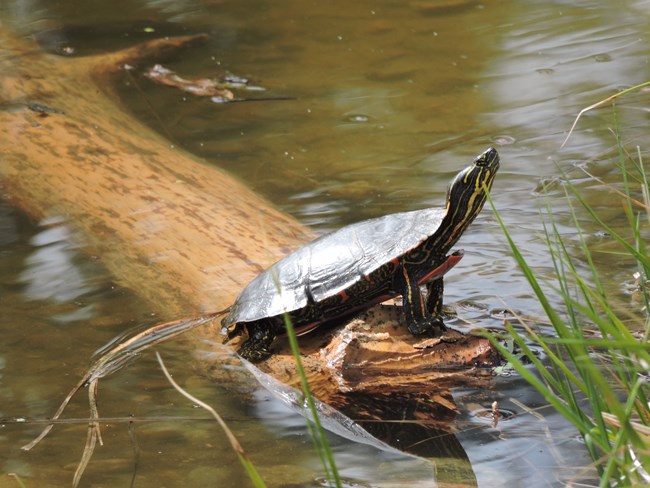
[0, 26, 499, 481]
[0, 31, 311, 315]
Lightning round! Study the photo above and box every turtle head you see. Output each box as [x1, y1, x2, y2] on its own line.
[439, 147, 500, 250]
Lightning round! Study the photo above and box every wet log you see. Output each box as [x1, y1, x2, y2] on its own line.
[0, 27, 499, 479]
[0, 31, 311, 316]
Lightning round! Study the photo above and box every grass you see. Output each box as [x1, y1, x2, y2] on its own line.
[8, 473, 28, 488]
[155, 352, 267, 488]
[282, 312, 342, 488]
[486, 88, 650, 487]
[268, 264, 341, 488]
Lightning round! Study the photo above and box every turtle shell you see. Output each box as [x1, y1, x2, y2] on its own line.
[222, 206, 447, 327]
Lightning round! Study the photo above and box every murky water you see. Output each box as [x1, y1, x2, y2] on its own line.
[1, 0, 649, 486]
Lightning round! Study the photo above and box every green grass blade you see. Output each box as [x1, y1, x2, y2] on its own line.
[282, 312, 342, 488]
[486, 123, 650, 485]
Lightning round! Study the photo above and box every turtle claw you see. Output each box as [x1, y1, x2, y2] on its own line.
[407, 316, 447, 337]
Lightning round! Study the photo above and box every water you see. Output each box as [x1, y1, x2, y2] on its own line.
[1, 0, 649, 486]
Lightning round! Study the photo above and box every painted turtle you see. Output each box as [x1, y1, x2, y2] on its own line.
[222, 147, 500, 362]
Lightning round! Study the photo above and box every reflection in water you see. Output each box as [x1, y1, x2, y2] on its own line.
[249, 386, 440, 485]
[20, 217, 96, 305]
[0, 203, 18, 246]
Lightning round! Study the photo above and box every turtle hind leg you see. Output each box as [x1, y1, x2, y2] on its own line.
[425, 278, 444, 317]
[236, 321, 276, 363]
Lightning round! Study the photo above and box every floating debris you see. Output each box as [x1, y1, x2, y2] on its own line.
[144, 64, 266, 102]
[27, 102, 64, 116]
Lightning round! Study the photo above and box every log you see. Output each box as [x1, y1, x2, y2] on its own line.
[0, 32, 312, 316]
[0, 28, 499, 481]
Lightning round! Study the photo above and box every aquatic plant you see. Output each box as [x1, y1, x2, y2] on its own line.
[488, 85, 650, 487]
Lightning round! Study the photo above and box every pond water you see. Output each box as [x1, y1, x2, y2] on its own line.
[1, 0, 649, 487]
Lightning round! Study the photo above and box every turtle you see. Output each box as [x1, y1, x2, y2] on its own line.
[222, 147, 500, 362]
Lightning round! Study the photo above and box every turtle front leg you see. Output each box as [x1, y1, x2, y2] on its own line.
[425, 278, 448, 333]
[395, 266, 447, 337]
[236, 321, 276, 363]
[425, 278, 444, 316]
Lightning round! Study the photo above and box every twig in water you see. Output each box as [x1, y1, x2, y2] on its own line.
[21, 310, 226, 452]
[128, 418, 140, 488]
[21, 310, 228, 488]
[561, 81, 650, 149]
[155, 352, 267, 487]
[7, 473, 27, 488]
[491, 401, 499, 429]
[72, 379, 101, 488]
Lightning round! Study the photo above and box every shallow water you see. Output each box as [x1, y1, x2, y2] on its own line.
[1, 0, 649, 486]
